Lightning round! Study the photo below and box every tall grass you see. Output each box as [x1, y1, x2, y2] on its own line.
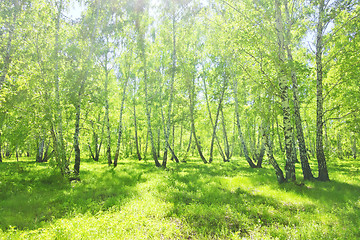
[1, 156, 359, 239]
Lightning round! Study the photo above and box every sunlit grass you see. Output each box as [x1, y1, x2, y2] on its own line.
[1, 156, 359, 239]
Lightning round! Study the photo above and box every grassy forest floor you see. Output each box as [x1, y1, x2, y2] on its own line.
[0, 156, 359, 239]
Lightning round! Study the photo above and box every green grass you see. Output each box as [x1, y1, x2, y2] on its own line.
[0, 156, 359, 239]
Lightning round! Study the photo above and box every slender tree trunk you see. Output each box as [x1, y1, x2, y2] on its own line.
[157, 128, 161, 158]
[104, 69, 112, 166]
[73, 5, 99, 175]
[352, 133, 357, 159]
[133, 92, 142, 161]
[42, 141, 50, 162]
[304, 110, 315, 158]
[0, 133, 2, 163]
[233, 79, 257, 168]
[275, 0, 296, 181]
[93, 124, 99, 161]
[263, 124, 286, 184]
[73, 101, 81, 174]
[162, 14, 179, 167]
[145, 129, 149, 159]
[275, 116, 283, 153]
[88, 115, 103, 161]
[171, 125, 175, 161]
[189, 77, 207, 163]
[134, 15, 160, 166]
[324, 122, 329, 154]
[88, 120, 98, 161]
[88, 143, 95, 161]
[209, 103, 221, 163]
[52, 0, 68, 175]
[248, 118, 256, 159]
[161, 106, 169, 166]
[202, 75, 226, 163]
[96, 130, 102, 162]
[183, 127, 192, 162]
[113, 73, 129, 167]
[180, 124, 183, 153]
[337, 132, 343, 159]
[315, 0, 330, 181]
[291, 131, 299, 163]
[16, 146, 19, 162]
[36, 136, 45, 162]
[209, 80, 226, 163]
[221, 109, 230, 161]
[255, 123, 265, 168]
[229, 112, 236, 158]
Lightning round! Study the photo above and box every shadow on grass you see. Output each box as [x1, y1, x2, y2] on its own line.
[157, 159, 360, 238]
[0, 160, 146, 231]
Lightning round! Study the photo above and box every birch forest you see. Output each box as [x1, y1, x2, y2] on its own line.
[1, 0, 360, 239]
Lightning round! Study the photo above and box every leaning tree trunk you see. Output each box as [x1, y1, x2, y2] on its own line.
[275, 0, 296, 181]
[171, 125, 176, 161]
[315, 0, 330, 181]
[284, 1, 314, 180]
[221, 109, 231, 162]
[232, 78, 257, 168]
[203, 74, 227, 163]
[183, 127, 192, 162]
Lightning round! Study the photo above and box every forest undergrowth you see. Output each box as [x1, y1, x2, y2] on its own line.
[0, 156, 359, 239]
